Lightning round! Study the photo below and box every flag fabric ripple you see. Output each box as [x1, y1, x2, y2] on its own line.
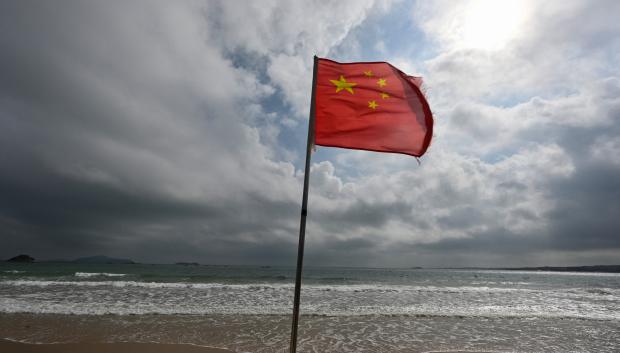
[314, 58, 433, 157]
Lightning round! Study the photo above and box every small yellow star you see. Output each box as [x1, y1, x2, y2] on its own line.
[368, 100, 379, 109]
[377, 78, 387, 87]
[380, 92, 390, 99]
[364, 70, 373, 77]
[330, 75, 357, 94]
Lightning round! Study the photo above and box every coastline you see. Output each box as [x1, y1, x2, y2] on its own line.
[0, 340, 499, 353]
[0, 339, 233, 353]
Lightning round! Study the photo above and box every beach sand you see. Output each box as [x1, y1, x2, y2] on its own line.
[0, 313, 549, 352]
[0, 339, 234, 353]
[1, 339, 502, 353]
[0, 339, 497, 353]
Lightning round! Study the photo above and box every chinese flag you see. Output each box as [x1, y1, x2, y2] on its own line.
[314, 58, 433, 157]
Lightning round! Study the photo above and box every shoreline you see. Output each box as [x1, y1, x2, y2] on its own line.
[0, 339, 500, 353]
[0, 339, 234, 353]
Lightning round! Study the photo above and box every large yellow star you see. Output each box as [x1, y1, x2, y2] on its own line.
[330, 75, 357, 94]
[377, 78, 387, 87]
[368, 100, 379, 109]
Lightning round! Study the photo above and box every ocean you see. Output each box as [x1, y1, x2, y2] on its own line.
[1, 263, 618, 352]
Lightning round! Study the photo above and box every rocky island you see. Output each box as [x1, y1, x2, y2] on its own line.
[6, 254, 35, 263]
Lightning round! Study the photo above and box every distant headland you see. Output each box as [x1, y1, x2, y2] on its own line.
[442, 265, 620, 273]
[6, 254, 35, 263]
[4, 254, 135, 264]
[498, 265, 620, 273]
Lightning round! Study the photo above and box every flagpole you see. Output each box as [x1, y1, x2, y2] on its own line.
[289, 55, 318, 353]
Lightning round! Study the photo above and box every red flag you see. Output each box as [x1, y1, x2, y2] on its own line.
[314, 58, 433, 157]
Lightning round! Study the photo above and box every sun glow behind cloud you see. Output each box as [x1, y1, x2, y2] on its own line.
[462, 0, 526, 50]
[440, 0, 527, 51]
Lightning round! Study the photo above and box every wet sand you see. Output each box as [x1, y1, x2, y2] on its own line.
[0, 339, 499, 353]
[0, 339, 501, 353]
[0, 339, 234, 353]
[6, 312, 607, 352]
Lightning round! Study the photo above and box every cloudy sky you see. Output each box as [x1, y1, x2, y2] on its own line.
[1, 0, 619, 267]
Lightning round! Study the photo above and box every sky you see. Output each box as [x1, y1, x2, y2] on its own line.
[1, 0, 619, 267]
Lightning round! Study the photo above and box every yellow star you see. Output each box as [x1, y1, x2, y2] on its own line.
[368, 100, 379, 109]
[377, 78, 387, 87]
[364, 70, 373, 77]
[380, 92, 390, 99]
[330, 75, 357, 94]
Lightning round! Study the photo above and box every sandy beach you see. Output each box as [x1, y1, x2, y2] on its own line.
[0, 339, 233, 353]
[1, 339, 502, 353]
[0, 339, 501, 353]
[2, 312, 618, 353]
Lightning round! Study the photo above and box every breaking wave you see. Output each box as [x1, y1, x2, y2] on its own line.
[74, 272, 128, 278]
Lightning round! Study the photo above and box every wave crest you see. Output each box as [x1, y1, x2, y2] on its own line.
[74, 272, 127, 278]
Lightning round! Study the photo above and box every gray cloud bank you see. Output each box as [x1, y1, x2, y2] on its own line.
[1, 1, 619, 267]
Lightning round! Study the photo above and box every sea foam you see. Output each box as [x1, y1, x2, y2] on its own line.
[74, 272, 127, 278]
[1, 278, 618, 320]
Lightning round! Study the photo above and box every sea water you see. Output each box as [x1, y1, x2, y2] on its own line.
[1, 263, 619, 352]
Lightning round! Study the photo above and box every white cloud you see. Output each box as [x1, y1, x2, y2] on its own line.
[306, 143, 574, 257]
[207, 0, 389, 117]
[428, 76, 620, 160]
[415, 0, 529, 51]
[416, 1, 620, 104]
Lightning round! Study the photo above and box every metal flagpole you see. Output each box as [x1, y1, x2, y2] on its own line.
[289, 55, 318, 353]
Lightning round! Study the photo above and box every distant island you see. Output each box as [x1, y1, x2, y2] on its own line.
[443, 265, 620, 273]
[499, 265, 620, 273]
[4, 254, 136, 264]
[6, 254, 35, 263]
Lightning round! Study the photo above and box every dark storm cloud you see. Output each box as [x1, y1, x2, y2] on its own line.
[0, 0, 391, 266]
[314, 200, 414, 232]
[513, 81, 620, 252]
[436, 206, 483, 230]
[545, 163, 620, 250]
[416, 229, 541, 254]
[0, 1, 304, 264]
[0, 156, 217, 228]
